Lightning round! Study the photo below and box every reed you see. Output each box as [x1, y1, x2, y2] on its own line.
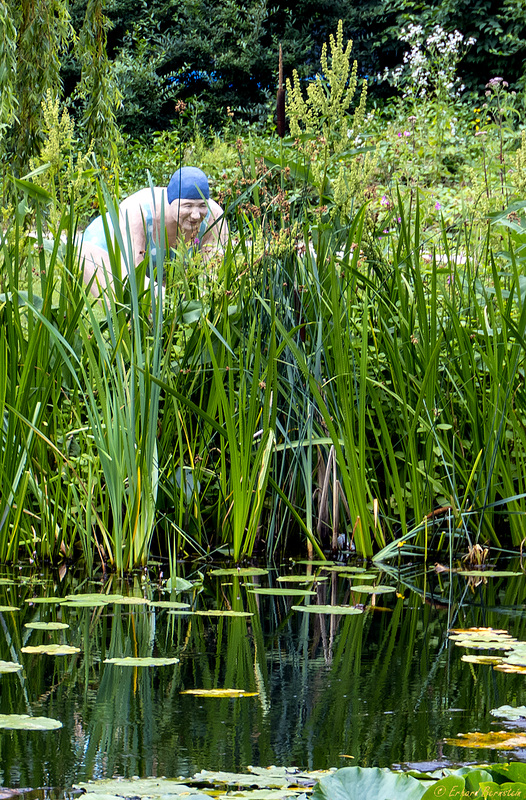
[3, 87, 526, 569]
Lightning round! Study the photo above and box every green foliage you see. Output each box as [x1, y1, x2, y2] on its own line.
[312, 763, 526, 800]
[74, 0, 122, 169]
[2, 0, 74, 178]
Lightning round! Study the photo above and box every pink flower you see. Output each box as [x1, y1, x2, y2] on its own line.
[380, 195, 391, 208]
[435, 202, 441, 210]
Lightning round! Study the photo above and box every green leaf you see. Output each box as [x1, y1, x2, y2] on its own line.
[421, 776, 465, 799]
[312, 767, 427, 800]
[292, 605, 364, 616]
[0, 714, 62, 730]
[25, 621, 69, 630]
[75, 779, 201, 797]
[103, 657, 180, 666]
[490, 705, 526, 721]
[193, 610, 253, 617]
[276, 575, 328, 583]
[0, 660, 23, 673]
[350, 585, 395, 594]
[180, 688, 258, 697]
[21, 644, 80, 655]
[10, 176, 53, 201]
[246, 588, 317, 597]
[210, 568, 269, 577]
[148, 601, 191, 609]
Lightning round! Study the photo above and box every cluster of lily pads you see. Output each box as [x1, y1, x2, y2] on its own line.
[444, 626, 526, 752]
[0, 567, 397, 733]
[74, 763, 526, 800]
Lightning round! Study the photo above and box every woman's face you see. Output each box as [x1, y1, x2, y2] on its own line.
[172, 199, 208, 238]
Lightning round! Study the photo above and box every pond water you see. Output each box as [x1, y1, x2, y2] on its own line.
[0, 557, 525, 789]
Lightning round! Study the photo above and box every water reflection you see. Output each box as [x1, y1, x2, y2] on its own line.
[0, 560, 525, 787]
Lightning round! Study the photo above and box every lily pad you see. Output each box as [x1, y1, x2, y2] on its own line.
[63, 593, 123, 606]
[0, 605, 19, 612]
[148, 600, 191, 609]
[181, 689, 258, 697]
[191, 767, 331, 789]
[24, 597, 64, 604]
[457, 570, 521, 577]
[454, 639, 514, 650]
[246, 588, 317, 597]
[312, 766, 426, 800]
[494, 663, 526, 674]
[25, 621, 69, 631]
[0, 714, 62, 730]
[111, 597, 150, 606]
[490, 706, 526, 721]
[449, 627, 511, 636]
[21, 644, 80, 655]
[0, 660, 23, 673]
[210, 568, 269, 577]
[445, 730, 526, 749]
[461, 655, 504, 666]
[350, 584, 395, 594]
[292, 605, 364, 615]
[75, 778, 201, 797]
[103, 656, 180, 666]
[276, 575, 328, 583]
[193, 610, 253, 618]
[324, 567, 371, 574]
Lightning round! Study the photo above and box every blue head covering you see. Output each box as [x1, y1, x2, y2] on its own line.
[167, 167, 210, 203]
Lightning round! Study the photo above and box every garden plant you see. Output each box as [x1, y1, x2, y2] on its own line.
[1, 18, 526, 580]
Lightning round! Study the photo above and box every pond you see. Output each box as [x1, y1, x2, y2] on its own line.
[1, 557, 525, 790]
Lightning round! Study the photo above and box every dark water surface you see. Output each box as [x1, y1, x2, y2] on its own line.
[0, 559, 525, 788]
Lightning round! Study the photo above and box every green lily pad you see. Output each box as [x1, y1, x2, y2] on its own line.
[111, 597, 150, 606]
[148, 600, 191, 609]
[246, 588, 317, 596]
[457, 570, 521, 577]
[350, 584, 395, 594]
[324, 567, 371, 574]
[490, 705, 526, 721]
[75, 778, 200, 796]
[312, 766, 426, 800]
[21, 644, 80, 655]
[193, 610, 253, 617]
[293, 560, 334, 566]
[25, 621, 69, 631]
[276, 575, 328, 583]
[0, 714, 62, 730]
[63, 593, 123, 606]
[191, 767, 331, 789]
[461, 655, 504, 666]
[292, 605, 364, 615]
[0, 660, 23, 673]
[0, 605, 19, 612]
[25, 597, 64, 604]
[210, 568, 269, 577]
[103, 656, 180, 666]
[449, 628, 514, 641]
[181, 688, 258, 697]
[454, 639, 514, 650]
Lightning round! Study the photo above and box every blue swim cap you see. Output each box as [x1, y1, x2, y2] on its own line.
[167, 167, 210, 202]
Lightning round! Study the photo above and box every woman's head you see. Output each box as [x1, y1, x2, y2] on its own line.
[167, 167, 210, 203]
[167, 167, 210, 238]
